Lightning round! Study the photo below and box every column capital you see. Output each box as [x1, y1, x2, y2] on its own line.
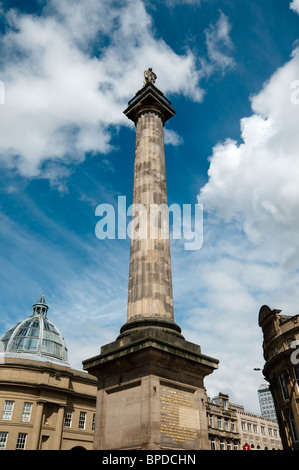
[124, 83, 175, 125]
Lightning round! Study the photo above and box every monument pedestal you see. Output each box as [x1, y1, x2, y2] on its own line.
[83, 323, 218, 450]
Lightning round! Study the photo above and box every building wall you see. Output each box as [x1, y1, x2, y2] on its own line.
[236, 409, 282, 450]
[0, 357, 284, 450]
[207, 393, 282, 450]
[259, 305, 299, 450]
[0, 357, 97, 450]
[206, 394, 240, 450]
[258, 384, 277, 420]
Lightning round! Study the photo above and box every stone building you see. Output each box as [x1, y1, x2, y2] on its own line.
[235, 406, 282, 450]
[0, 297, 282, 451]
[259, 305, 299, 450]
[0, 295, 97, 450]
[206, 393, 240, 450]
[207, 393, 282, 450]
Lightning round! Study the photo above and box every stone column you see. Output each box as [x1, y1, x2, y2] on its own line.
[30, 400, 45, 450]
[52, 405, 65, 449]
[127, 110, 173, 323]
[82, 71, 219, 451]
[122, 76, 180, 335]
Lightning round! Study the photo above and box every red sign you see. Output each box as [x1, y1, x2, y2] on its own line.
[243, 444, 251, 450]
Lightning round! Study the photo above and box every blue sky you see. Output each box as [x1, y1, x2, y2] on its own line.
[1, 0, 299, 414]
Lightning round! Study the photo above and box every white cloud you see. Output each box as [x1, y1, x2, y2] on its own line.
[170, 214, 299, 412]
[0, 0, 205, 180]
[203, 10, 235, 75]
[191, 45, 299, 410]
[198, 46, 299, 266]
[0, 1, 234, 184]
[290, 0, 299, 14]
[164, 129, 184, 146]
[165, 0, 201, 6]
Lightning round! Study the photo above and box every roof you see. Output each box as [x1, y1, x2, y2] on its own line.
[0, 294, 68, 365]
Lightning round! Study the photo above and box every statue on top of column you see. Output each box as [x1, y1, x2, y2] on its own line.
[143, 68, 157, 86]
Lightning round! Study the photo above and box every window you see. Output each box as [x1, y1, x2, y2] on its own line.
[234, 443, 238, 450]
[261, 426, 265, 435]
[92, 413, 95, 432]
[224, 419, 229, 431]
[210, 439, 216, 450]
[227, 441, 232, 450]
[268, 428, 273, 436]
[247, 423, 252, 432]
[64, 410, 73, 428]
[293, 364, 299, 386]
[0, 432, 8, 450]
[217, 417, 222, 429]
[231, 421, 235, 432]
[209, 414, 213, 427]
[78, 411, 87, 430]
[253, 425, 257, 433]
[241, 421, 246, 430]
[2, 401, 14, 421]
[220, 440, 225, 450]
[15, 433, 27, 450]
[21, 403, 32, 422]
[279, 373, 289, 400]
[290, 411, 299, 442]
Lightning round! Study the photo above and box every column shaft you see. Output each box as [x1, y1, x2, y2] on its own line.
[127, 110, 174, 323]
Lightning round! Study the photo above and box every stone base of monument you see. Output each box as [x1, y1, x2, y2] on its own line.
[83, 324, 218, 450]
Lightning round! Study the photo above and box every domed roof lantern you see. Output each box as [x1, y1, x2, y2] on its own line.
[32, 293, 48, 316]
[0, 294, 68, 365]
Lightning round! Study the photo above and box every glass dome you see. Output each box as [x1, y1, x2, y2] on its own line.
[0, 294, 69, 365]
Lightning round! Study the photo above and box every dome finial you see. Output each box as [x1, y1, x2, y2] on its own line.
[32, 293, 49, 316]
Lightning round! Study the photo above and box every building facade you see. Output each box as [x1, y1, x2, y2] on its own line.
[259, 304, 299, 450]
[207, 393, 282, 450]
[206, 393, 240, 450]
[236, 408, 282, 450]
[0, 295, 97, 450]
[258, 384, 277, 420]
[0, 300, 282, 452]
